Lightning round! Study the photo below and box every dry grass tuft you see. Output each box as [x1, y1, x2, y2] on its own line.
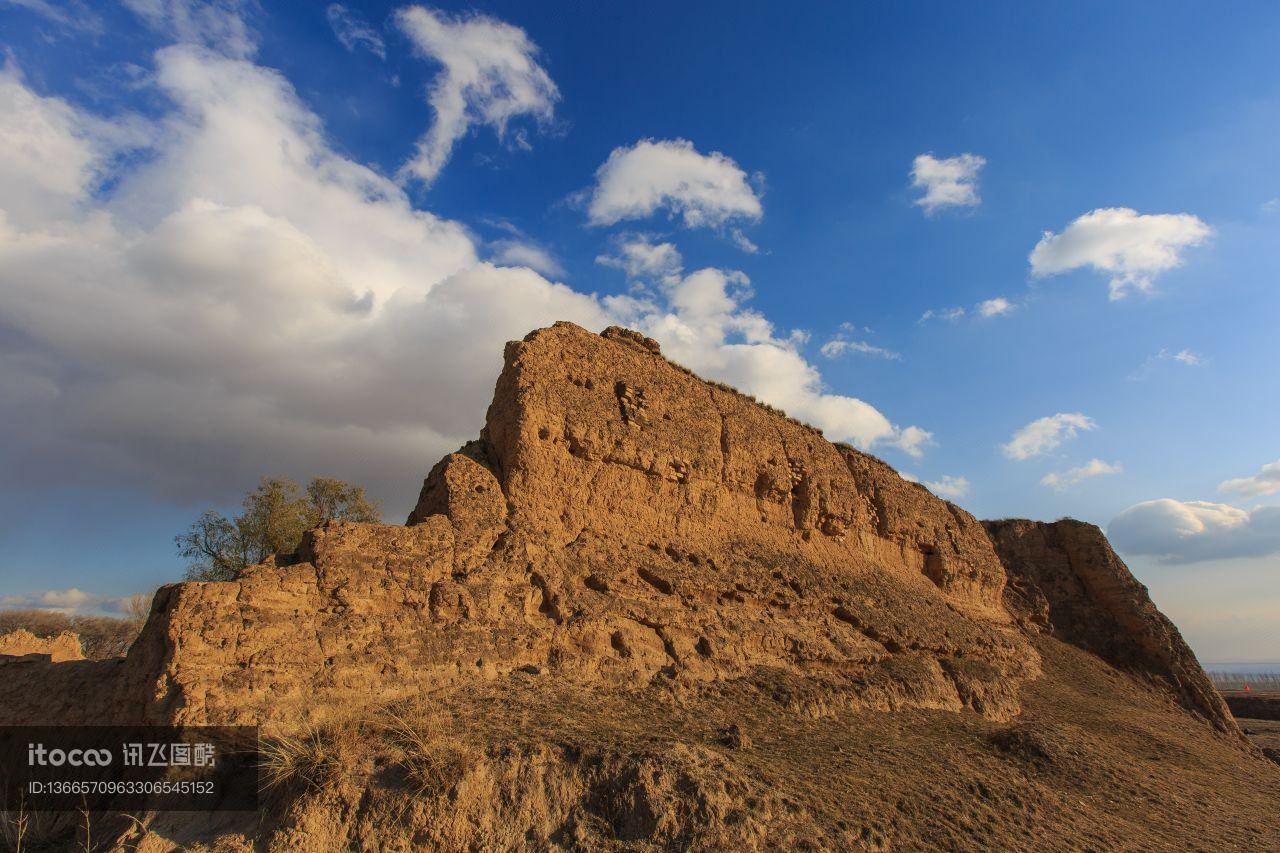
[1, 795, 72, 851]
[378, 703, 470, 797]
[255, 702, 473, 801]
[258, 721, 358, 793]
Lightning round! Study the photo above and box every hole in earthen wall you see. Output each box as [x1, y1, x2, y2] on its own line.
[637, 567, 674, 595]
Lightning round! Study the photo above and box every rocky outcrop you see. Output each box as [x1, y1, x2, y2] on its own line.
[0, 323, 1045, 728]
[0, 323, 1229, 746]
[481, 325, 1010, 618]
[983, 518, 1233, 731]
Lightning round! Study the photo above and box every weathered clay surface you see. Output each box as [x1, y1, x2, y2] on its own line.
[984, 517, 1233, 730]
[0, 628, 83, 662]
[0, 323, 1043, 727]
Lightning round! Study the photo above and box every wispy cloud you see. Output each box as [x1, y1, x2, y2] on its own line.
[1130, 347, 1205, 380]
[2, 0, 103, 33]
[488, 239, 563, 278]
[1160, 348, 1202, 366]
[918, 306, 965, 324]
[1041, 458, 1121, 490]
[120, 0, 257, 58]
[396, 5, 559, 185]
[1002, 413, 1096, 460]
[326, 3, 385, 59]
[820, 323, 901, 361]
[729, 227, 759, 254]
[820, 339, 901, 360]
[920, 295, 1014, 324]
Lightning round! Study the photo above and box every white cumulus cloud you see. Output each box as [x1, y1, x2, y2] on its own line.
[1002, 413, 1096, 461]
[1108, 499, 1280, 563]
[1029, 207, 1212, 300]
[0, 45, 592, 509]
[395, 5, 559, 185]
[0, 63, 148, 228]
[910, 153, 985, 213]
[1219, 460, 1280, 499]
[925, 475, 969, 499]
[1040, 458, 1121, 490]
[585, 138, 763, 230]
[894, 426, 935, 459]
[0, 41, 930, 517]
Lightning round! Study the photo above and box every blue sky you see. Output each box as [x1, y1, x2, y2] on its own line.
[0, 1, 1276, 660]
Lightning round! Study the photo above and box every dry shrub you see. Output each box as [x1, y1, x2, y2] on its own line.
[255, 701, 473, 800]
[378, 704, 470, 797]
[259, 720, 359, 794]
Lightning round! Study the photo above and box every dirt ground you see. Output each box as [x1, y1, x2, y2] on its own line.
[1238, 718, 1280, 751]
[101, 633, 1280, 851]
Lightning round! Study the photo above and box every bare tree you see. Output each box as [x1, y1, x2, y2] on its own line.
[124, 592, 152, 627]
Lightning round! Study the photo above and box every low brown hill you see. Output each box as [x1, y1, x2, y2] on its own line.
[3, 322, 1276, 850]
[984, 518, 1231, 730]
